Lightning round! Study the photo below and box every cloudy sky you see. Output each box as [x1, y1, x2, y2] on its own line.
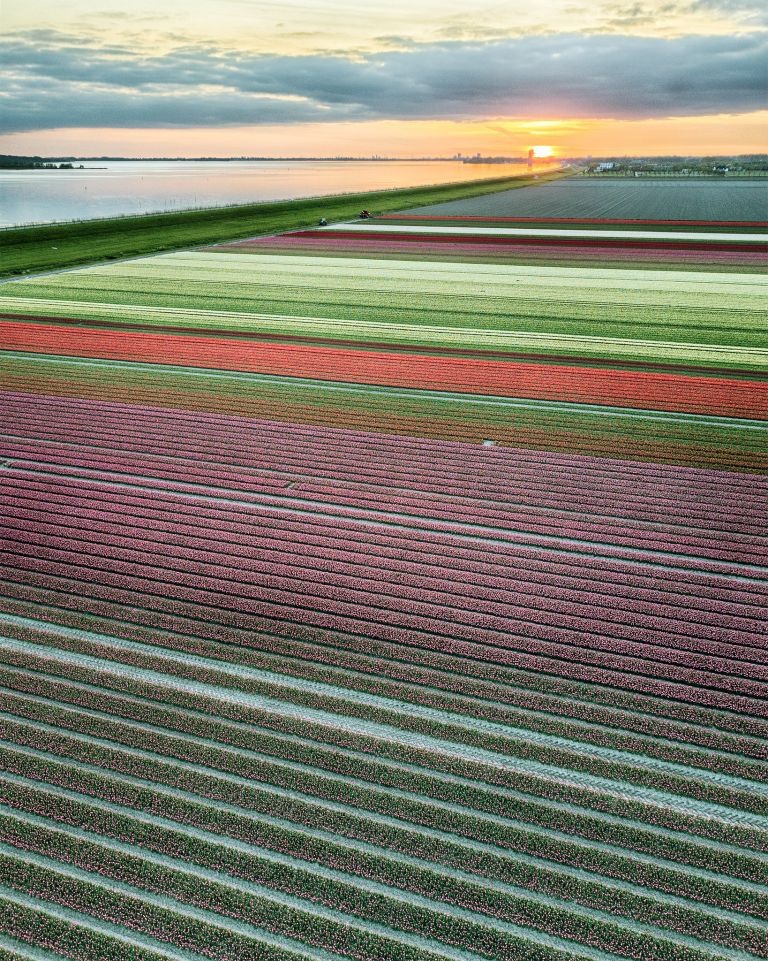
[1, 0, 766, 156]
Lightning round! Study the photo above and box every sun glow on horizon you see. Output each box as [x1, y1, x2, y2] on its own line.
[531, 145, 555, 158]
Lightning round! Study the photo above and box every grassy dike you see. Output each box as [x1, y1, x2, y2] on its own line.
[0, 170, 564, 278]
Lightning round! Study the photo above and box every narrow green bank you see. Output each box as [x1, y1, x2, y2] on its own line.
[0, 172, 564, 278]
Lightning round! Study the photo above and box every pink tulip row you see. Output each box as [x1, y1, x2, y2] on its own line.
[4, 380, 765, 473]
[4, 469, 762, 618]
[3, 532, 766, 708]
[3, 438, 764, 574]
[3, 568, 759, 724]
[2, 457, 762, 588]
[5, 504, 764, 655]
[2, 712, 763, 916]
[5, 513, 766, 665]
[5, 391, 765, 495]
[3, 578, 763, 779]
[2, 407, 763, 542]
[3, 608, 763, 782]
[1, 773, 763, 961]
[2, 622, 762, 818]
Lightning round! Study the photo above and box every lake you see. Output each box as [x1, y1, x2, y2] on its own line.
[0, 159, 520, 227]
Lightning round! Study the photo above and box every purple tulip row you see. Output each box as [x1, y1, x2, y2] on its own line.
[4, 468, 763, 620]
[3, 392, 765, 504]
[3, 437, 764, 573]
[0, 895, 172, 961]
[3, 496, 765, 663]
[3, 537, 765, 716]
[1, 563, 762, 720]
[2, 588, 761, 774]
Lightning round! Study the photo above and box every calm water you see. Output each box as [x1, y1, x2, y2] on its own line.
[0, 160, 516, 227]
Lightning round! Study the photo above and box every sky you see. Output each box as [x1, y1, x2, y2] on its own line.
[1, 0, 766, 157]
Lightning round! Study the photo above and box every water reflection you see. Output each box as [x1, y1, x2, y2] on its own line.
[0, 160, 520, 227]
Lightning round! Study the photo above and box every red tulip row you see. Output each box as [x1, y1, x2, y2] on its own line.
[3, 322, 767, 418]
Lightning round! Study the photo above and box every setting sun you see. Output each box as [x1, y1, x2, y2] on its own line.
[531, 145, 555, 158]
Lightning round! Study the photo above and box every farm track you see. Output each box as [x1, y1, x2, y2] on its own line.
[1, 209, 765, 960]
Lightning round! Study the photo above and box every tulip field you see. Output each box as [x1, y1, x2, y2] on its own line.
[0, 196, 766, 961]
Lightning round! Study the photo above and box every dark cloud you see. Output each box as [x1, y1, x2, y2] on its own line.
[1, 29, 766, 132]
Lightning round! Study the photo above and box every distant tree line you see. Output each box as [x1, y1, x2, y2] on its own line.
[0, 155, 85, 170]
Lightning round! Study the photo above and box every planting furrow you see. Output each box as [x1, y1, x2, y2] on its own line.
[4, 547, 767, 710]
[2, 569, 763, 719]
[1, 637, 763, 813]
[2, 609, 764, 772]
[1, 798, 762, 961]
[1, 707, 766, 893]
